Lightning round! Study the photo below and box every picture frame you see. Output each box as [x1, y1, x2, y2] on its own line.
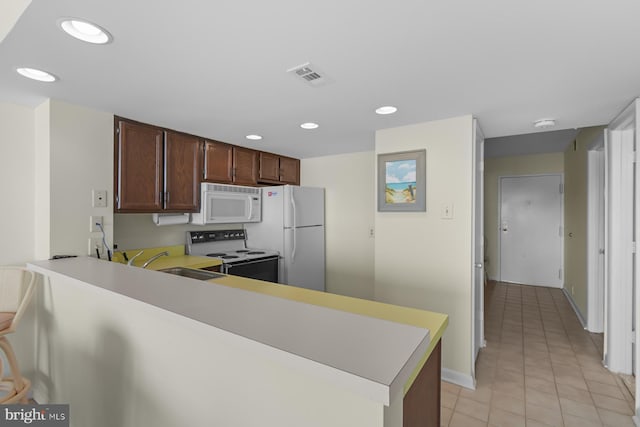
[377, 149, 426, 212]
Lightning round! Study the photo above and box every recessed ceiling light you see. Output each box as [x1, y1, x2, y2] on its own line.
[533, 118, 556, 129]
[59, 18, 112, 44]
[375, 105, 398, 115]
[300, 122, 319, 130]
[16, 67, 57, 82]
[246, 134, 262, 140]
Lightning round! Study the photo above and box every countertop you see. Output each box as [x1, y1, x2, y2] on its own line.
[210, 274, 448, 394]
[29, 257, 436, 405]
[112, 245, 222, 270]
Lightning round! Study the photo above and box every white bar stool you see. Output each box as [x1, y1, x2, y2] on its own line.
[0, 267, 36, 404]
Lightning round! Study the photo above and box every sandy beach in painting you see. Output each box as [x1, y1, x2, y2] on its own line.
[385, 182, 416, 203]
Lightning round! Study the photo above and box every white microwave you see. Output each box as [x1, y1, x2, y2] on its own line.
[191, 183, 261, 225]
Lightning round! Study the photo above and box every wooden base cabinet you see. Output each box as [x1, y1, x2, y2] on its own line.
[115, 118, 202, 213]
[403, 340, 441, 427]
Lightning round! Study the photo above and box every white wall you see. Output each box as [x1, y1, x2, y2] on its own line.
[301, 151, 375, 299]
[114, 215, 242, 251]
[34, 100, 114, 259]
[0, 102, 35, 265]
[375, 115, 474, 381]
[34, 100, 51, 260]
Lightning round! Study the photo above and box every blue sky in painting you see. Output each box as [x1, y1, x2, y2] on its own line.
[385, 159, 416, 183]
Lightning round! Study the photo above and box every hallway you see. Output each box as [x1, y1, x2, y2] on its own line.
[440, 282, 635, 427]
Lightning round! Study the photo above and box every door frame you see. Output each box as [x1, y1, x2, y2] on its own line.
[497, 173, 565, 286]
[471, 118, 486, 381]
[604, 99, 636, 377]
[587, 132, 606, 333]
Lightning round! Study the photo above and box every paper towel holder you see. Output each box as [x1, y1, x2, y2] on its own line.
[151, 213, 191, 226]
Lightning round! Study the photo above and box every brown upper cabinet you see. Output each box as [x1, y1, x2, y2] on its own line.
[203, 140, 233, 183]
[164, 131, 203, 211]
[258, 152, 300, 185]
[115, 118, 202, 213]
[203, 141, 258, 186]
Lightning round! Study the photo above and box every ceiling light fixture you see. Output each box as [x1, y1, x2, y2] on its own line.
[59, 18, 112, 44]
[246, 134, 262, 140]
[375, 105, 398, 115]
[300, 122, 319, 130]
[16, 67, 57, 82]
[533, 118, 556, 129]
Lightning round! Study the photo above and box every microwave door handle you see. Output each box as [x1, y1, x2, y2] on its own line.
[291, 192, 296, 261]
[247, 196, 253, 221]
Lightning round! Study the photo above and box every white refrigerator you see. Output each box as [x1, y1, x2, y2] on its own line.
[245, 185, 325, 291]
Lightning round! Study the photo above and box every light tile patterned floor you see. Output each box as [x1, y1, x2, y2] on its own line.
[441, 281, 636, 427]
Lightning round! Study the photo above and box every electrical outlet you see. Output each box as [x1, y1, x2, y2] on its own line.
[90, 216, 103, 233]
[369, 227, 375, 238]
[88, 237, 104, 257]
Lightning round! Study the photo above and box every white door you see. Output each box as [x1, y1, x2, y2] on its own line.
[472, 120, 485, 365]
[499, 175, 563, 287]
[284, 226, 325, 291]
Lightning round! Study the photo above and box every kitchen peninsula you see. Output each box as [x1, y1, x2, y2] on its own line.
[26, 257, 447, 427]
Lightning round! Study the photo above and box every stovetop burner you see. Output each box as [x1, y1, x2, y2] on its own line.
[188, 230, 279, 264]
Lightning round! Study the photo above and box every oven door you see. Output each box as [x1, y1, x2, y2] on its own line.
[223, 256, 279, 283]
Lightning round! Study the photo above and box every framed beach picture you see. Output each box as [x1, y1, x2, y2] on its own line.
[377, 149, 426, 212]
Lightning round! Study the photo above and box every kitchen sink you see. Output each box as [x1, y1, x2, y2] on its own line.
[158, 267, 225, 280]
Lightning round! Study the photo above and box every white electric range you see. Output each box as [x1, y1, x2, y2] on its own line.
[186, 229, 279, 283]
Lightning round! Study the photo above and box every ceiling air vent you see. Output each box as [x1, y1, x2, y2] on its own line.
[286, 62, 331, 87]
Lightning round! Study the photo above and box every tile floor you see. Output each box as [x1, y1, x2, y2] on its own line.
[441, 281, 636, 427]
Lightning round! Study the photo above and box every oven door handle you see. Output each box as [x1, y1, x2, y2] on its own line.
[225, 257, 280, 268]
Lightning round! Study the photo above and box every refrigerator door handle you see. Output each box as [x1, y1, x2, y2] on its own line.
[291, 191, 297, 261]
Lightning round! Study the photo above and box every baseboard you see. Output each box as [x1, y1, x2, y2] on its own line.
[562, 288, 587, 329]
[441, 368, 475, 390]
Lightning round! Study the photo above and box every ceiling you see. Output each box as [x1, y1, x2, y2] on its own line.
[0, 0, 638, 159]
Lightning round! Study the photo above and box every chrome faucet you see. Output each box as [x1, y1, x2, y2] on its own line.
[127, 250, 144, 266]
[142, 251, 170, 268]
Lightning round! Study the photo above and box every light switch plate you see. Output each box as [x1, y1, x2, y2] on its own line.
[441, 203, 454, 219]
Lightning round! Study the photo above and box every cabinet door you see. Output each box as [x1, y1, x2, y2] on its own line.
[115, 120, 164, 212]
[279, 156, 300, 184]
[164, 131, 203, 212]
[259, 152, 280, 182]
[203, 140, 233, 183]
[233, 147, 258, 185]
